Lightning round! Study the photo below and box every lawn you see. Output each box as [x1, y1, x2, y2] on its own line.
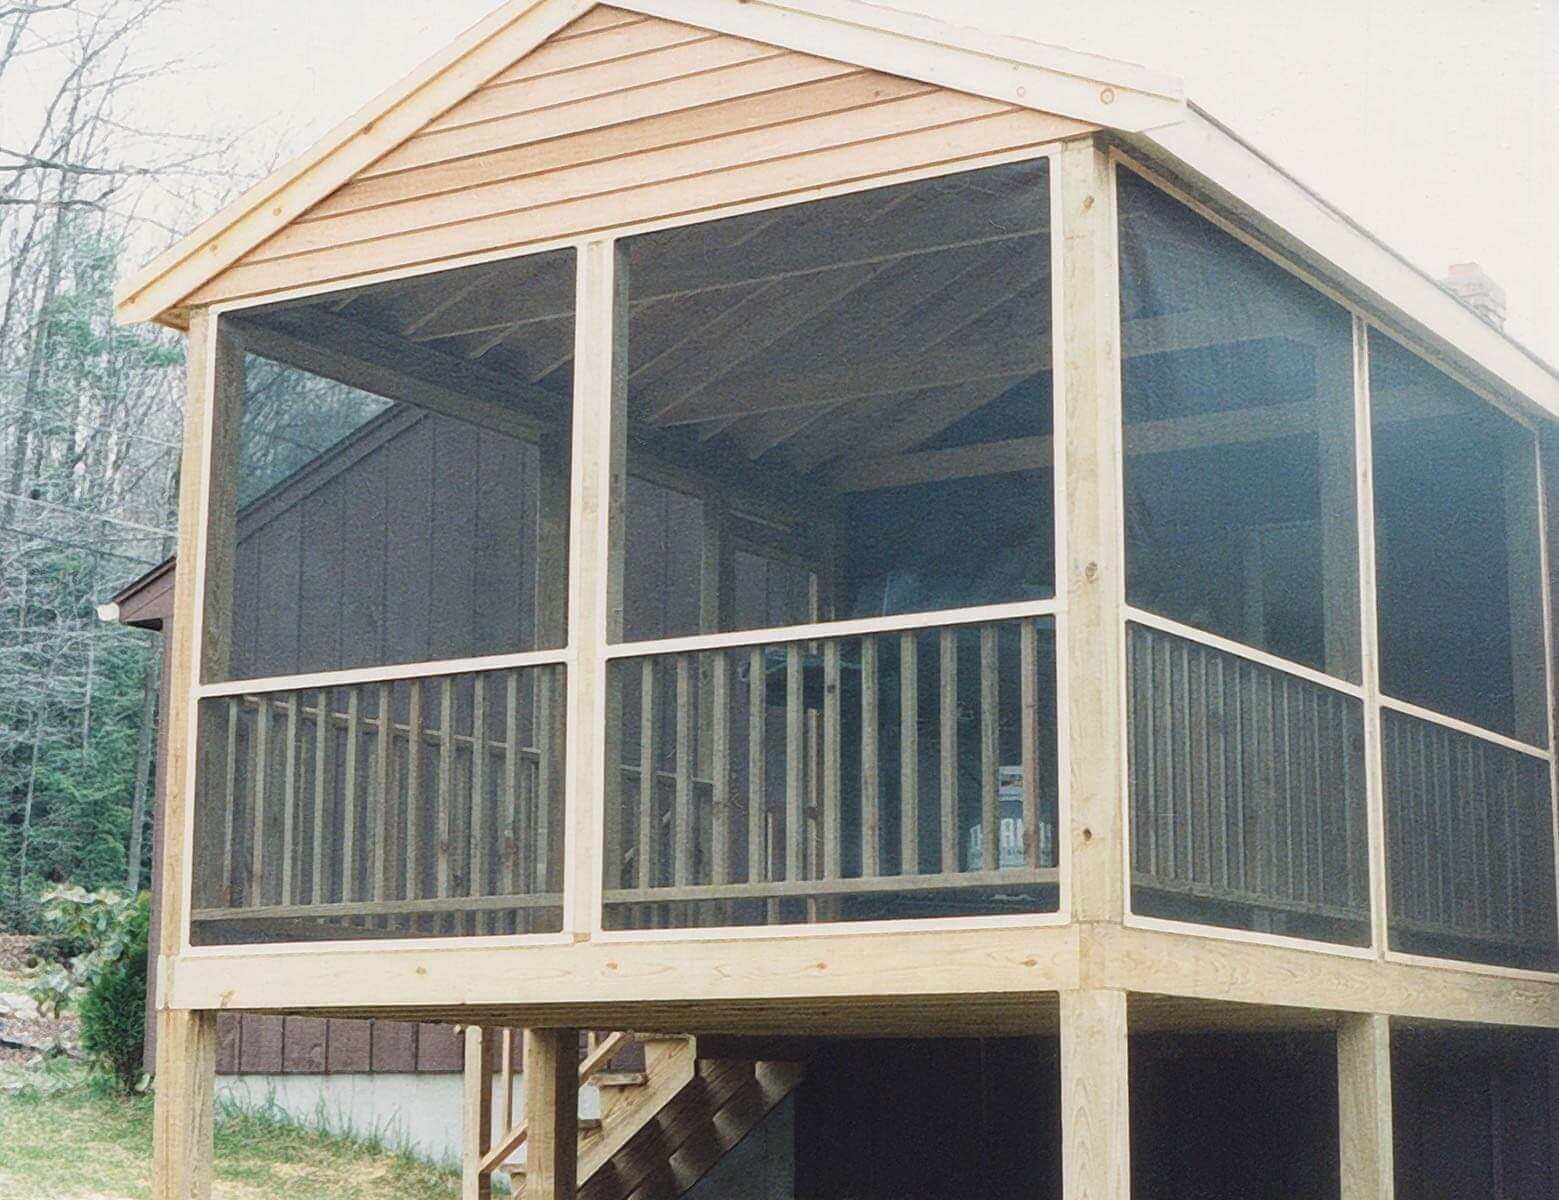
[0, 1064, 462, 1200]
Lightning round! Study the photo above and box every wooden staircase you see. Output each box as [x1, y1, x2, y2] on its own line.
[479, 1031, 803, 1200]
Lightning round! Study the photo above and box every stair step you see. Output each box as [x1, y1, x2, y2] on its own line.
[592, 1071, 648, 1088]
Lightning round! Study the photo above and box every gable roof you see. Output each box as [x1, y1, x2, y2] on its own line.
[114, 0, 1559, 421]
[113, 0, 1182, 331]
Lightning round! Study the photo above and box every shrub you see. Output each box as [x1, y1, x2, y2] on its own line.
[77, 892, 150, 1094]
[26, 886, 150, 1094]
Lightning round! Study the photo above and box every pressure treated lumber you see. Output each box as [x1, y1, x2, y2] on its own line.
[1059, 137, 1127, 923]
[1336, 1013, 1394, 1200]
[152, 1009, 218, 1200]
[524, 1028, 582, 1200]
[462, 1026, 495, 1200]
[1060, 988, 1130, 1200]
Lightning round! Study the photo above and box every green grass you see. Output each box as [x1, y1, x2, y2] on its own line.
[0, 1062, 461, 1200]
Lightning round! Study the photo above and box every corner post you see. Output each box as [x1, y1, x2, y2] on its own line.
[524, 1027, 581, 1200]
[153, 306, 242, 1200]
[568, 238, 628, 935]
[1060, 988, 1131, 1200]
[1058, 136, 1127, 926]
[1337, 1012, 1394, 1200]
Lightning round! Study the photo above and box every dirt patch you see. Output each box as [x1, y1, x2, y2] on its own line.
[0, 934, 80, 1066]
[0, 933, 34, 979]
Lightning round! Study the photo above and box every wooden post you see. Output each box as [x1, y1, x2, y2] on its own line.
[153, 307, 241, 1200]
[462, 1026, 496, 1200]
[153, 1010, 219, 1200]
[523, 1027, 580, 1200]
[1060, 988, 1130, 1200]
[1337, 1013, 1394, 1200]
[1059, 137, 1128, 924]
[569, 238, 628, 935]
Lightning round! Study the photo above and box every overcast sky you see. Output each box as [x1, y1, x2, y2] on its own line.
[120, 0, 1559, 364]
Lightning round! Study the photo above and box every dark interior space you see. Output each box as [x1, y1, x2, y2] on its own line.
[1393, 1025, 1557, 1199]
[790, 1031, 1346, 1200]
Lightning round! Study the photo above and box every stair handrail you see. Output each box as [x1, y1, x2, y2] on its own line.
[480, 1029, 636, 1175]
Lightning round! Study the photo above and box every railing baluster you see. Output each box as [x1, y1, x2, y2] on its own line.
[747, 646, 766, 889]
[504, 670, 520, 933]
[786, 644, 804, 882]
[372, 682, 391, 909]
[823, 639, 842, 881]
[979, 625, 999, 873]
[711, 653, 731, 886]
[405, 679, 423, 909]
[1020, 622, 1039, 869]
[675, 655, 694, 888]
[222, 698, 238, 905]
[939, 628, 959, 874]
[314, 688, 332, 906]
[899, 633, 919, 875]
[536, 667, 556, 899]
[343, 689, 360, 905]
[471, 674, 487, 934]
[860, 637, 880, 877]
[638, 660, 658, 890]
[439, 679, 455, 910]
[282, 694, 299, 906]
[249, 694, 269, 907]
[437, 677, 455, 932]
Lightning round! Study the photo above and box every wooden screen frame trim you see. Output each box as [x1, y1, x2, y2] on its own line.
[1107, 150, 1559, 984]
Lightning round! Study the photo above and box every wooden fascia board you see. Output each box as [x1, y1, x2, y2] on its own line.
[617, 0, 1185, 132]
[113, 0, 593, 328]
[1127, 107, 1559, 423]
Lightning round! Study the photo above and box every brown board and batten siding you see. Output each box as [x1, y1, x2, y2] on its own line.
[183, 6, 1092, 310]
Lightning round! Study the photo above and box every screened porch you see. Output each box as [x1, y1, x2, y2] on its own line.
[182, 147, 1558, 974]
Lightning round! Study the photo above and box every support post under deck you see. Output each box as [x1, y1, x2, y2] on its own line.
[525, 1027, 581, 1200]
[1337, 1012, 1394, 1200]
[1060, 988, 1131, 1200]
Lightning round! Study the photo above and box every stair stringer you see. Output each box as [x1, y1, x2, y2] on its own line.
[577, 1036, 700, 1184]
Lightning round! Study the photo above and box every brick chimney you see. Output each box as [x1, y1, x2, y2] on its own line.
[1440, 262, 1507, 329]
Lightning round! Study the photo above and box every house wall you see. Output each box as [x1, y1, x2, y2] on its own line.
[184, 6, 1091, 311]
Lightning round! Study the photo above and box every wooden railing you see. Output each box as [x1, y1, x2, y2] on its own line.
[1383, 708, 1558, 965]
[602, 616, 1060, 928]
[189, 663, 566, 943]
[1126, 622, 1371, 932]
